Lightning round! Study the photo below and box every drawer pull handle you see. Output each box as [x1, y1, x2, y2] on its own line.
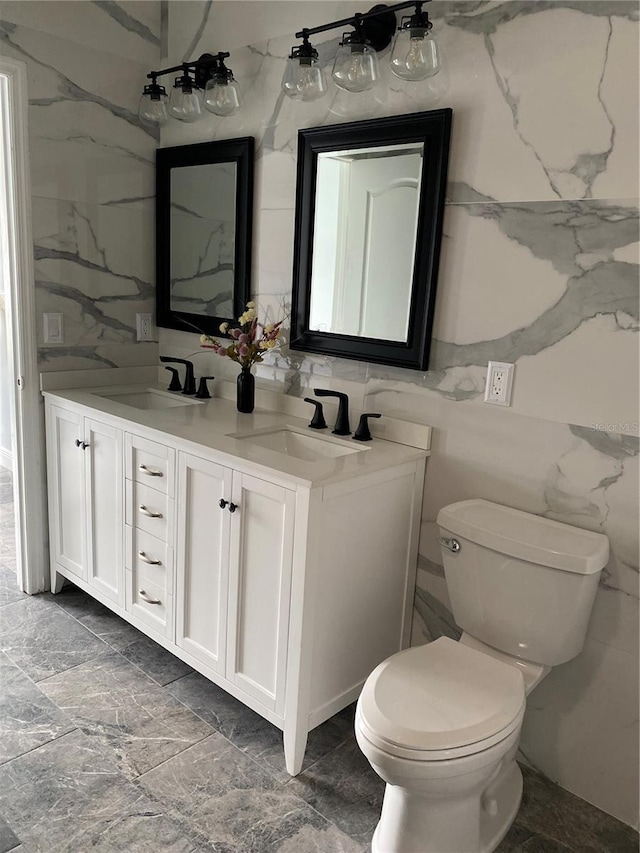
[139, 589, 162, 605]
[138, 550, 162, 566]
[139, 505, 163, 519]
[138, 464, 163, 477]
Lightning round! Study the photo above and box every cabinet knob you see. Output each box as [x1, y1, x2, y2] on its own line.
[138, 550, 162, 566]
[228, 502, 238, 513]
[138, 464, 163, 477]
[75, 439, 89, 449]
[139, 589, 162, 605]
[219, 499, 229, 509]
[138, 505, 163, 519]
[219, 499, 238, 513]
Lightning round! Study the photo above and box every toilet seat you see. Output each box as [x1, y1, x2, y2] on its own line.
[357, 637, 526, 762]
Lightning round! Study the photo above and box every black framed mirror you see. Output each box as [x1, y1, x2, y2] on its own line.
[290, 110, 451, 370]
[156, 137, 254, 336]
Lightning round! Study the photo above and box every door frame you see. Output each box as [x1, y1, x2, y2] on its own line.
[0, 56, 47, 593]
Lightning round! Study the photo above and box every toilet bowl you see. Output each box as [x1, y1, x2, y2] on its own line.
[356, 499, 610, 853]
[355, 638, 526, 853]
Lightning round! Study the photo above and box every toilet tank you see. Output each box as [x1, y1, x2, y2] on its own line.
[436, 500, 609, 666]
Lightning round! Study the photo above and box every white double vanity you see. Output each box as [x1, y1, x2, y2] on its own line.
[42, 368, 430, 775]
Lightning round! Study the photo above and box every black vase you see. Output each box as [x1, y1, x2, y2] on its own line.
[236, 367, 255, 414]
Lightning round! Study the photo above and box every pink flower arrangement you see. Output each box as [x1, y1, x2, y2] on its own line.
[200, 302, 284, 369]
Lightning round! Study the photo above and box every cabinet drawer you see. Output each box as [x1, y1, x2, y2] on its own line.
[126, 571, 171, 636]
[126, 480, 172, 544]
[126, 434, 175, 496]
[126, 526, 172, 589]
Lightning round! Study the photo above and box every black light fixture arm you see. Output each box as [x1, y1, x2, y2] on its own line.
[294, 1, 425, 40]
[146, 52, 231, 88]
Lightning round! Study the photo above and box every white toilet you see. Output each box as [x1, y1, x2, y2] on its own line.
[355, 499, 609, 853]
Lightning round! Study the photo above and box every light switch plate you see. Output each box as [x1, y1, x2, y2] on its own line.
[44, 313, 63, 344]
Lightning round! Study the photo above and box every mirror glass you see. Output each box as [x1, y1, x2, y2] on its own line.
[156, 137, 253, 337]
[170, 162, 237, 320]
[309, 143, 423, 342]
[291, 110, 452, 371]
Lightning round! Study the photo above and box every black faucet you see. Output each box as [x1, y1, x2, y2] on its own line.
[313, 389, 350, 435]
[353, 413, 381, 442]
[164, 366, 182, 392]
[304, 398, 327, 430]
[195, 376, 215, 399]
[160, 357, 196, 395]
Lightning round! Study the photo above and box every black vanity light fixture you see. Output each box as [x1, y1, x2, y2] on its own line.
[139, 52, 242, 126]
[282, 1, 442, 101]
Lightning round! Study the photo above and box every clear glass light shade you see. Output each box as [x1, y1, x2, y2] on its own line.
[332, 43, 379, 93]
[138, 91, 169, 126]
[282, 57, 326, 101]
[168, 85, 203, 122]
[204, 78, 242, 116]
[390, 29, 441, 81]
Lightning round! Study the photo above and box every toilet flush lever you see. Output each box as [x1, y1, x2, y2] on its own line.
[438, 537, 460, 553]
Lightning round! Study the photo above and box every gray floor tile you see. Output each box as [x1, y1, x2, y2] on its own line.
[46, 582, 194, 686]
[79, 606, 193, 686]
[0, 563, 27, 608]
[43, 581, 110, 620]
[515, 766, 640, 853]
[274, 824, 365, 852]
[39, 650, 213, 779]
[498, 821, 573, 852]
[139, 732, 343, 852]
[0, 596, 108, 681]
[0, 650, 75, 764]
[285, 737, 384, 845]
[0, 814, 19, 853]
[0, 729, 199, 852]
[166, 671, 354, 781]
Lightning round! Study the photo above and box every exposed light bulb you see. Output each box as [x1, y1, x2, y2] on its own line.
[390, 27, 441, 81]
[204, 78, 242, 116]
[168, 76, 203, 122]
[347, 54, 370, 87]
[138, 83, 169, 126]
[298, 64, 325, 100]
[332, 43, 378, 93]
[282, 57, 326, 101]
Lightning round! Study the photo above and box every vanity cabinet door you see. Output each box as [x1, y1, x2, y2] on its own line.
[226, 473, 295, 713]
[46, 405, 87, 581]
[85, 419, 124, 605]
[175, 453, 232, 674]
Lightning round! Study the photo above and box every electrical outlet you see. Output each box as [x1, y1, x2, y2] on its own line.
[484, 361, 514, 406]
[136, 313, 154, 341]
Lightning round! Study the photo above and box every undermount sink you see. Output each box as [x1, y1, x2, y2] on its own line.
[232, 426, 366, 461]
[98, 389, 203, 411]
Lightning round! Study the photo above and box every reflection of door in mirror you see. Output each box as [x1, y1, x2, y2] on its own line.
[169, 162, 237, 320]
[309, 143, 422, 342]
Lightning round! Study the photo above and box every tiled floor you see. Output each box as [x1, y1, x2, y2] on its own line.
[0, 466, 638, 852]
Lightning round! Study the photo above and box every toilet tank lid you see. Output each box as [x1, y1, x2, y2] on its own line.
[437, 500, 609, 575]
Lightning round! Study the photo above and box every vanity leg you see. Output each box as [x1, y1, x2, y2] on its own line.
[51, 570, 65, 593]
[284, 721, 309, 776]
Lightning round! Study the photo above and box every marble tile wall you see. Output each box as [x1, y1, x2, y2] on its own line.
[160, 0, 639, 828]
[0, 1, 161, 370]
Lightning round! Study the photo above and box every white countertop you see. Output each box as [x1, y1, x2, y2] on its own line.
[43, 381, 430, 489]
